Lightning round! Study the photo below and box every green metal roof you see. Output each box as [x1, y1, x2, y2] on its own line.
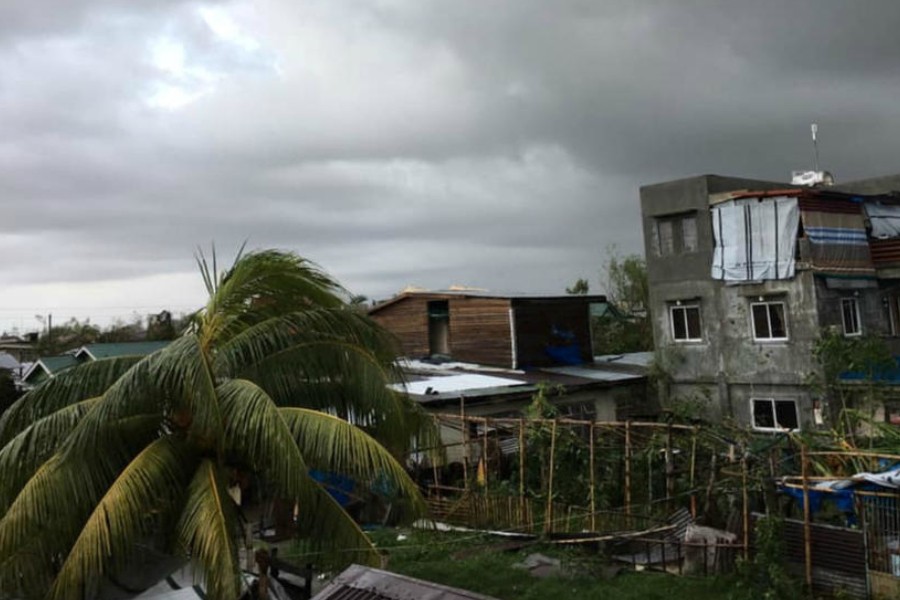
[23, 355, 79, 384]
[77, 341, 170, 360]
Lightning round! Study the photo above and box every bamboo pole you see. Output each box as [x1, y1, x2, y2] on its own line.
[625, 420, 632, 518]
[545, 419, 558, 535]
[690, 428, 698, 519]
[801, 441, 813, 588]
[589, 422, 596, 531]
[519, 418, 526, 515]
[741, 455, 749, 559]
[461, 396, 469, 493]
[432, 413, 695, 430]
[482, 417, 489, 489]
[665, 423, 674, 509]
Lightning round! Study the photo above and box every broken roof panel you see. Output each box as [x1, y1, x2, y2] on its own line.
[313, 565, 500, 600]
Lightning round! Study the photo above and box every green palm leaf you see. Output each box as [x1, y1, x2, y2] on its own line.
[279, 406, 426, 517]
[49, 436, 195, 600]
[217, 379, 381, 565]
[0, 397, 99, 512]
[0, 356, 143, 446]
[176, 460, 243, 600]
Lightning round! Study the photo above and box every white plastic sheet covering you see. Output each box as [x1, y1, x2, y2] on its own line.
[710, 196, 799, 281]
[865, 202, 900, 239]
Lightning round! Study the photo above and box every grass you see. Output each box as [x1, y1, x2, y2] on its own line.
[366, 527, 738, 600]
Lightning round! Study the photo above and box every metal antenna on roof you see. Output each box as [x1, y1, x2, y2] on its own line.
[811, 123, 820, 173]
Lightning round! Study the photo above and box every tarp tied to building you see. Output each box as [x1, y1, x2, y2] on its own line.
[710, 196, 799, 282]
[865, 202, 900, 239]
[799, 197, 875, 277]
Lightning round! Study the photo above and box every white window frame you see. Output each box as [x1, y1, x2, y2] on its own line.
[841, 297, 862, 337]
[750, 397, 799, 432]
[669, 304, 702, 342]
[750, 300, 789, 341]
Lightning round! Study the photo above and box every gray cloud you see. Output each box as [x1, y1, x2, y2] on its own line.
[2, 0, 900, 330]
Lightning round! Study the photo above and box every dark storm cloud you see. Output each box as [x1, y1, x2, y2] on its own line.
[2, 0, 900, 328]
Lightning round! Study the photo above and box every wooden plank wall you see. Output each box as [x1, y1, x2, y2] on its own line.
[513, 300, 593, 368]
[370, 295, 514, 367]
[369, 296, 430, 358]
[447, 297, 513, 366]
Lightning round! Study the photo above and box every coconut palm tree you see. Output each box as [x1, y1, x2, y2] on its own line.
[0, 249, 430, 600]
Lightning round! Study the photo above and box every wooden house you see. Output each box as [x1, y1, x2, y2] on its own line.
[368, 290, 606, 369]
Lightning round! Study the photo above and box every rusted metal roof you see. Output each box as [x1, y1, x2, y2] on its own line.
[312, 565, 500, 600]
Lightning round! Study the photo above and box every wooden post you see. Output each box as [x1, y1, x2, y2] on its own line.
[625, 420, 632, 518]
[690, 429, 698, 519]
[741, 454, 749, 559]
[482, 417, 489, 489]
[589, 422, 596, 531]
[665, 423, 674, 509]
[545, 419, 558, 534]
[519, 418, 526, 524]
[801, 441, 813, 588]
[461, 396, 469, 492]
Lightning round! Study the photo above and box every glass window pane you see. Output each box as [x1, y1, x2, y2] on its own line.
[681, 216, 698, 252]
[657, 220, 674, 256]
[672, 307, 687, 339]
[842, 299, 859, 335]
[752, 304, 770, 339]
[775, 401, 798, 429]
[753, 400, 775, 428]
[686, 307, 701, 339]
[769, 304, 787, 338]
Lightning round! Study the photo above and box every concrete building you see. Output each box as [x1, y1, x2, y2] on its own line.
[640, 173, 900, 431]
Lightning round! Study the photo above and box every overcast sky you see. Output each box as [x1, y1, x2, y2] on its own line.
[2, 0, 900, 333]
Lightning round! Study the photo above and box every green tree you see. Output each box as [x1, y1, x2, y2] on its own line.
[33, 317, 101, 356]
[565, 278, 590, 295]
[592, 248, 652, 354]
[0, 249, 430, 599]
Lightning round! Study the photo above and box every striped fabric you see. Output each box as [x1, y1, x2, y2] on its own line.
[799, 202, 875, 276]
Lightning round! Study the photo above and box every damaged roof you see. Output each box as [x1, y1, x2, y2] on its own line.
[312, 565, 500, 600]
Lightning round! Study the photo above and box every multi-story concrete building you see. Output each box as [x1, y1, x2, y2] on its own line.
[640, 173, 900, 430]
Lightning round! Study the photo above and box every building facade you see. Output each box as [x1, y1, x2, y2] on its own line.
[641, 173, 900, 430]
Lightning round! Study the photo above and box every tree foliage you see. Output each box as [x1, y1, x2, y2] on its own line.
[593, 248, 652, 355]
[0, 249, 432, 599]
[565, 278, 590, 295]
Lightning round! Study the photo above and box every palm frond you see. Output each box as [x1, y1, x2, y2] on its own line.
[49, 436, 195, 600]
[199, 250, 347, 346]
[175, 460, 243, 600]
[0, 356, 143, 446]
[63, 335, 221, 457]
[0, 397, 99, 512]
[279, 406, 426, 518]
[216, 379, 381, 566]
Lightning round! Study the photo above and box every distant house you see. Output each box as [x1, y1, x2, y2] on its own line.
[74, 341, 170, 362]
[0, 334, 36, 362]
[21, 340, 171, 389]
[369, 290, 606, 369]
[21, 355, 80, 387]
[370, 289, 656, 426]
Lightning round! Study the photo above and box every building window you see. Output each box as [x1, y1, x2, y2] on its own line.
[886, 295, 900, 336]
[652, 212, 698, 257]
[751, 300, 788, 341]
[841, 297, 861, 336]
[751, 398, 799, 431]
[670, 304, 702, 342]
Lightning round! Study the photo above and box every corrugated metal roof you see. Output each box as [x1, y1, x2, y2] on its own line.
[0, 352, 20, 371]
[541, 365, 643, 382]
[313, 565, 499, 600]
[369, 290, 606, 314]
[392, 374, 528, 395]
[77, 341, 170, 360]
